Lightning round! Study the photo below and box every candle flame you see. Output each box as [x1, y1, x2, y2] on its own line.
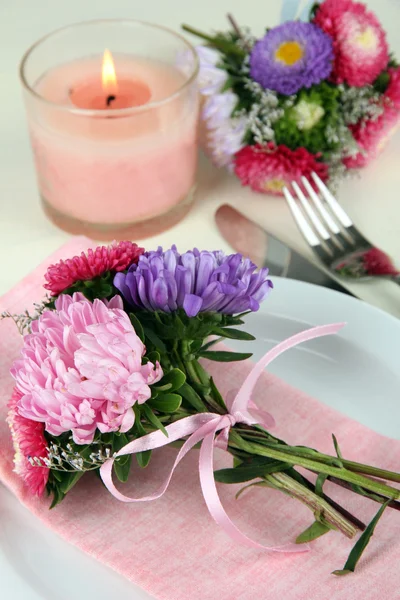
[102, 49, 118, 94]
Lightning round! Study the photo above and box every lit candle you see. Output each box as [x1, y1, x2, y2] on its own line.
[20, 21, 199, 239]
[70, 49, 152, 110]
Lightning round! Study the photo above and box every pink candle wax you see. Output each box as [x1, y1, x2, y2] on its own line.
[28, 54, 199, 231]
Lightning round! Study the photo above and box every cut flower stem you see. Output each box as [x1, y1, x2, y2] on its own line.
[229, 432, 400, 501]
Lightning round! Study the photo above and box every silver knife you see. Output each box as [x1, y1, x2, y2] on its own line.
[215, 204, 354, 296]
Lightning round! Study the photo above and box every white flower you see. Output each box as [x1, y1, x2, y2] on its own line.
[207, 116, 248, 167]
[198, 65, 228, 95]
[202, 93, 238, 129]
[195, 45, 228, 95]
[175, 45, 222, 82]
[292, 99, 325, 130]
[175, 48, 197, 77]
[196, 46, 221, 67]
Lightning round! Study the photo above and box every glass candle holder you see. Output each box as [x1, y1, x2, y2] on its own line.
[20, 20, 199, 240]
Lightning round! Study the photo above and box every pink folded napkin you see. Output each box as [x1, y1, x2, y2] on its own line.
[0, 238, 399, 600]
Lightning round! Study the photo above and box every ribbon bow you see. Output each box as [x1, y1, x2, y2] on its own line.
[101, 323, 344, 552]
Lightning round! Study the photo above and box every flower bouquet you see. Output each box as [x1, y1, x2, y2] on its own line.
[182, 0, 400, 193]
[3, 241, 400, 576]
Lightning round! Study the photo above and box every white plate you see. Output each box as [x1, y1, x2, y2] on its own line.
[1, 278, 399, 599]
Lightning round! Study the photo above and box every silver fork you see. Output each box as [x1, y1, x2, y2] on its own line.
[283, 173, 400, 285]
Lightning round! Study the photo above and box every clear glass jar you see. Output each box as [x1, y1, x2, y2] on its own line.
[20, 19, 199, 239]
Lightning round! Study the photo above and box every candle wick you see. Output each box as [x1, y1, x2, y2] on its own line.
[106, 95, 116, 107]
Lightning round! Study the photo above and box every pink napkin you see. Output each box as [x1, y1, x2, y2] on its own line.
[0, 238, 399, 599]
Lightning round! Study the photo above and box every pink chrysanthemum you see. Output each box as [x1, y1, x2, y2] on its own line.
[7, 388, 49, 496]
[234, 143, 329, 195]
[344, 67, 400, 168]
[44, 241, 144, 296]
[313, 0, 389, 87]
[11, 293, 162, 445]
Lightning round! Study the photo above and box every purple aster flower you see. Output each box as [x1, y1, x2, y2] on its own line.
[113, 247, 273, 317]
[250, 21, 334, 96]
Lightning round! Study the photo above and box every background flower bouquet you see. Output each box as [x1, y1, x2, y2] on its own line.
[3, 241, 400, 576]
[182, 0, 400, 193]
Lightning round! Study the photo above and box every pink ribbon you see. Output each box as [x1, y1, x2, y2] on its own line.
[100, 323, 344, 552]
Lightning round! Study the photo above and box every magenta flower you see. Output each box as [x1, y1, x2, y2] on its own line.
[7, 388, 49, 496]
[234, 143, 329, 195]
[344, 68, 400, 169]
[313, 0, 389, 87]
[44, 241, 144, 296]
[11, 293, 162, 445]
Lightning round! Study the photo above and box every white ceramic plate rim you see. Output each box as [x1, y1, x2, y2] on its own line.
[1, 277, 399, 600]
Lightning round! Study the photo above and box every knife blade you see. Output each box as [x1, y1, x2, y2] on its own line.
[215, 204, 354, 296]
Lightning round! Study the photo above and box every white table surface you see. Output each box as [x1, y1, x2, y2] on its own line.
[1, 0, 399, 316]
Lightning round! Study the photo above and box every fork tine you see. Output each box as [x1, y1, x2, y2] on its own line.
[283, 187, 320, 247]
[311, 172, 353, 228]
[301, 176, 341, 234]
[292, 181, 331, 241]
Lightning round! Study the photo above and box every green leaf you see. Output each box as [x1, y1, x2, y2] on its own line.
[332, 434, 343, 461]
[373, 70, 390, 94]
[213, 327, 255, 341]
[143, 327, 166, 352]
[296, 521, 332, 544]
[146, 350, 161, 365]
[133, 405, 147, 436]
[199, 350, 252, 362]
[214, 460, 291, 483]
[209, 377, 227, 411]
[114, 455, 132, 483]
[332, 500, 390, 576]
[149, 393, 182, 413]
[180, 383, 207, 412]
[59, 471, 84, 495]
[129, 313, 145, 342]
[235, 481, 268, 500]
[51, 470, 63, 483]
[199, 337, 223, 353]
[315, 473, 328, 498]
[154, 369, 186, 393]
[49, 486, 65, 509]
[142, 404, 169, 437]
[190, 339, 203, 354]
[136, 450, 152, 468]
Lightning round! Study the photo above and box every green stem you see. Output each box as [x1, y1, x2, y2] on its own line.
[328, 476, 400, 513]
[296, 472, 367, 531]
[181, 24, 245, 57]
[192, 359, 212, 386]
[266, 472, 358, 539]
[338, 461, 400, 484]
[276, 446, 400, 484]
[174, 351, 189, 376]
[229, 433, 400, 500]
[239, 429, 400, 484]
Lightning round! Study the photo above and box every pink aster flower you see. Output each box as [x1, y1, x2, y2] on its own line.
[313, 0, 389, 87]
[344, 67, 400, 168]
[234, 143, 329, 195]
[11, 293, 162, 445]
[44, 241, 144, 296]
[7, 388, 49, 496]
[385, 66, 400, 110]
